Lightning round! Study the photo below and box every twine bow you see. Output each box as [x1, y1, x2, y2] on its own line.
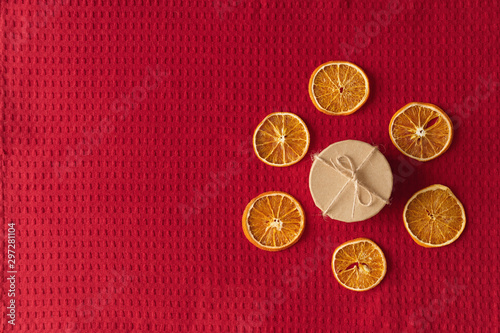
[314, 147, 389, 219]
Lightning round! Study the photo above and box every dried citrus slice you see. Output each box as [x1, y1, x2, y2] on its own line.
[308, 61, 370, 115]
[404, 184, 466, 248]
[389, 102, 453, 161]
[242, 191, 305, 251]
[253, 112, 310, 167]
[332, 238, 386, 292]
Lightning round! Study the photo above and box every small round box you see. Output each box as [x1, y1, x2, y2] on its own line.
[309, 140, 393, 222]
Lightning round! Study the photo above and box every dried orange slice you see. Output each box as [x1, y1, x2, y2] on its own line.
[253, 112, 310, 167]
[308, 61, 370, 115]
[389, 102, 453, 161]
[404, 184, 466, 248]
[332, 238, 386, 292]
[242, 191, 305, 251]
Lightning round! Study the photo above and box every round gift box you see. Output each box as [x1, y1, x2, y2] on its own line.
[309, 140, 393, 222]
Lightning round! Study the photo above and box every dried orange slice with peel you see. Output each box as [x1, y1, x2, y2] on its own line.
[308, 61, 370, 115]
[389, 102, 453, 161]
[404, 184, 466, 248]
[253, 112, 310, 167]
[332, 238, 387, 292]
[242, 191, 305, 251]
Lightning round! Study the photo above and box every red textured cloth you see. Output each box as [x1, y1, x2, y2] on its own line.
[1, 0, 499, 332]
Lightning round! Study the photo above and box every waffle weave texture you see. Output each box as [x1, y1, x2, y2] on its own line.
[1, 0, 499, 332]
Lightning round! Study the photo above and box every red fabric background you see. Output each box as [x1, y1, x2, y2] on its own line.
[1, 0, 499, 332]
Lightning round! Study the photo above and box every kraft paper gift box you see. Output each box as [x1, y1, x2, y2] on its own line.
[309, 140, 393, 222]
